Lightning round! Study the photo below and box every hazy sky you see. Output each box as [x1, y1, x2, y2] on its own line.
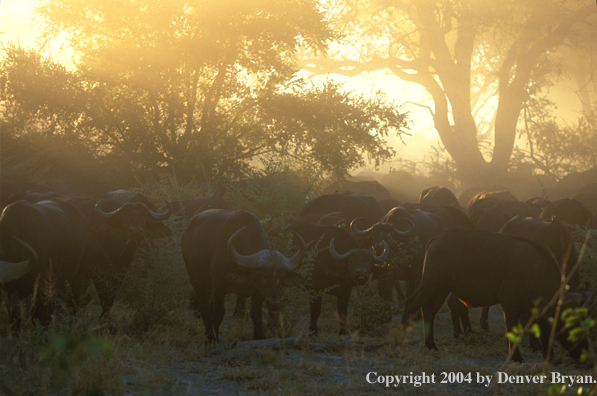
[1, 0, 76, 68]
[0, 0, 442, 172]
[2, 0, 590, 176]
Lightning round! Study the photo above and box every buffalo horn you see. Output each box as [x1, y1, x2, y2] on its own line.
[329, 238, 350, 260]
[371, 240, 390, 263]
[350, 218, 373, 236]
[95, 199, 121, 218]
[148, 201, 173, 221]
[391, 218, 416, 236]
[0, 237, 38, 284]
[227, 226, 271, 269]
[281, 231, 306, 271]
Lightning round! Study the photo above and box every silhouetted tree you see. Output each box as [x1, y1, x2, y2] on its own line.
[300, 0, 596, 184]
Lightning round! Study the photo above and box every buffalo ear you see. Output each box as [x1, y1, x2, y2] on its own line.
[225, 269, 251, 284]
[371, 267, 392, 281]
[282, 271, 305, 287]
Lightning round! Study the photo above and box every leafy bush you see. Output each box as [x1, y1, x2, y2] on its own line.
[352, 279, 398, 332]
[224, 156, 324, 224]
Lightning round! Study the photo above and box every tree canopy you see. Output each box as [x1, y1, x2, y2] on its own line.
[300, 0, 596, 184]
[1, 0, 409, 186]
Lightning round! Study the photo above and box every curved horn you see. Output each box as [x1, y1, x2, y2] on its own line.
[0, 237, 38, 284]
[281, 231, 306, 271]
[390, 218, 416, 236]
[329, 238, 350, 260]
[227, 226, 268, 269]
[371, 240, 390, 263]
[148, 201, 173, 221]
[350, 218, 374, 236]
[95, 199, 121, 218]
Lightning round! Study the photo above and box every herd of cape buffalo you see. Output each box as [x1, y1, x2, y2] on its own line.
[1, 177, 596, 364]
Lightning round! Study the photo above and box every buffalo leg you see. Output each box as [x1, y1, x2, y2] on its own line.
[378, 276, 406, 301]
[523, 314, 547, 355]
[250, 294, 265, 340]
[421, 293, 449, 351]
[31, 296, 53, 328]
[503, 309, 524, 363]
[192, 288, 216, 342]
[377, 278, 394, 301]
[233, 295, 246, 318]
[447, 294, 472, 338]
[309, 295, 323, 334]
[400, 294, 421, 330]
[337, 288, 351, 335]
[394, 280, 406, 301]
[210, 291, 226, 342]
[480, 307, 490, 330]
[6, 292, 22, 333]
[94, 271, 120, 319]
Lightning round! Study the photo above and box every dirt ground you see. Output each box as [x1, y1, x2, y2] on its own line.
[115, 297, 595, 396]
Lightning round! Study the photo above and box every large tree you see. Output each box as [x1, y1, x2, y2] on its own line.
[13, 0, 408, 183]
[300, 0, 596, 184]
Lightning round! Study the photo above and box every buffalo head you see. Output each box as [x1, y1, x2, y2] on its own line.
[329, 238, 390, 286]
[95, 200, 173, 237]
[350, 216, 415, 246]
[226, 226, 306, 311]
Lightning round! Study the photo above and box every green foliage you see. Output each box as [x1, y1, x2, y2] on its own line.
[505, 324, 523, 345]
[518, 104, 597, 180]
[385, 235, 422, 271]
[42, 326, 112, 389]
[529, 323, 541, 339]
[561, 307, 594, 348]
[352, 278, 398, 332]
[4, 0, 410, 184]
[117, 222, 190, 333]
[224, 156, 324, 223]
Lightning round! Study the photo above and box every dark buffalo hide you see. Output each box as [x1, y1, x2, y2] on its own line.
[182, 209, 305, 342]
[401, 228, 586, 363]
[0, 199, 89, 328]
[299, 193, 385, 228]
[419, 186, 461, 208]
[268, 220, 389, 334]
[541, 198, 594, 228]
[68, 190, 173, 317]
[323, 180, 393, 200]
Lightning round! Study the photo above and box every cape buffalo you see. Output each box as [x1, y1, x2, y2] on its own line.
[469, 207, 513, 232]
[0, 199, 89, 328]
[351, 207, 435, 300]
[163, 196, 233, 218]
[182, 210, 306, 342]
[0, 181, 60, 210]
[473, 216, 582, 332]
[299, 193, 385, 227]
[468, 190, 518, 207]
[419, 186, 461, 208]
[69, 190, 173, 317]
[449, 216, 582, 337]
[401, 228, 587, 363]
[541, 198, 594, 228]
[323, 180, 393, 201]
[268, 220, 389, 334]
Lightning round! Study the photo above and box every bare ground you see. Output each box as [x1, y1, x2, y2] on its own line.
[111, 298, 594, 396]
